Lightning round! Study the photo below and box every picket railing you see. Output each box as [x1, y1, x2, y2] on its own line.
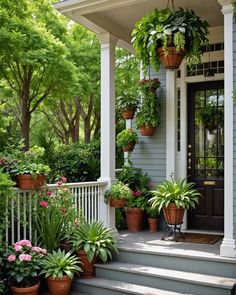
[5, 181, 108, 245]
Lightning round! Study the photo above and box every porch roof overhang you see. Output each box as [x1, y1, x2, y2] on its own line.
[54, 0, 223, 52]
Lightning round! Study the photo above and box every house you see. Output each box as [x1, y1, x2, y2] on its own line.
[54, 0, 235, 259]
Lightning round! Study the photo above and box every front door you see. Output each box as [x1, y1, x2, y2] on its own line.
[187, 81, 224, 231]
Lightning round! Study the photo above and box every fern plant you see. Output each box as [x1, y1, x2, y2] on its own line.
[149, 178, 201, 213]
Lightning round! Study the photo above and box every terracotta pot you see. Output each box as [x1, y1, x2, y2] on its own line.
[121, 108, 135, 120]
[163, 203, 185, 225]
[157, 47, 186, 70]
[140, 125, 156, 136]
[125, 207, 144, 231]
[16, 174, 46, 190]
[77, 250, 96, 279]
[109, 197, 126, 208]
[11, 282, 40, 295]
[148, 218, 158, 233]
[123, 141, 136, 152]
[47, 275, 72, 295]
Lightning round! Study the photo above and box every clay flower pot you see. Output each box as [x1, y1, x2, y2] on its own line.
[121, 108, 135, 120]
[11, 281, 40, 295]
[123, 141, 136, 152]
[139, 125, 156, 136]
[109, 197, 126, 208]
[47, 275, 72, 295]
[148, 218, 158, 233]
[157, 47, 186, 70]
[16, 174, 45, 190]
[125, 207, 144, 231]
[163, 203, 185, 225]
[77, 250, 96, 279]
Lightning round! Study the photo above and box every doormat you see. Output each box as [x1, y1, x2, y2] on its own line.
[171, 233, 223, 244]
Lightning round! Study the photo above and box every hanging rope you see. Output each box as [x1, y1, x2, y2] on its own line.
[166, 0, 175, 12]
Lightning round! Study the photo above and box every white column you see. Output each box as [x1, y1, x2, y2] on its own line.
[218, 1, 236, 257]
[166, 71, 177, 180]
[98, 33, 118, 229]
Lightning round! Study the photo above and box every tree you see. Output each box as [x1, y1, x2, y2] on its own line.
[0, 0, 76, 149]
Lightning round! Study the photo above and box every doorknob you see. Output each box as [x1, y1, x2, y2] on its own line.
[188, 144, 192, 149]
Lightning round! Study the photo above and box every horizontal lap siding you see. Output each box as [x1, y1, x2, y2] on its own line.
[233, 21, 236, 236]
[131, 67, 166, 184]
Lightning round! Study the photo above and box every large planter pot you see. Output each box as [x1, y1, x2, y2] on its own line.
[163, 203, 185, 225]
[125, 207, 144, 231]
[16, 174, 46, 190]
[123, 141, 136, 152]
[47, 275, 72, 295]
[157, 47, 186, 70]
[11, 282, 40, 295]
[148, 218, 158, 233]
[140, 125, 156, 136]
[77, 250, 96, 279]
[109, 197, 126, 208]
[121, 108, 135, 120]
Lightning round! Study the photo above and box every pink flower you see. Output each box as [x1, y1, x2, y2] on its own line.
[31, 246, 47, 254]
[15, 240, 32, 247]
[61, 177, 67, 183]
[19, 254, 32, 261]
[40, 201, 48, 208]
[132, 191, 142, 197]
[57, 181, 62, 186]
[14, 244, 22, 252]
[7, 255, 16, 262]
[46, 191, 52, 196]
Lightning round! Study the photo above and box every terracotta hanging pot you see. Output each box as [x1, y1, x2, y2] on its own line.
[157, 47, 186, 70]
[148, 218, 158, 233]
[16, 174, 45, 190]
[11, 282, 40, 295]
[47, 275, 72, 295]
[163, 203, 185, 225]
[125, 207, 144, 231]
[123, 141, 136, 152]
[77, 250, 96, 279]
[140, 125, 156, 136]
[121, 108, 135, 120]
[109, 197, 126, 208]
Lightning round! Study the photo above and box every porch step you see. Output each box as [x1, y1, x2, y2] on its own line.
[95, 261, 236, 295]
[73, 277, 185, 295]
[115, 244, 236, 278]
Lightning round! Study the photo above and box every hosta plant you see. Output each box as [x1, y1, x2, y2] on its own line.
[149, 178, 201, 213]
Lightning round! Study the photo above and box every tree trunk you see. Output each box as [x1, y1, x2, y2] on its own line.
[84, 118, 91, 143]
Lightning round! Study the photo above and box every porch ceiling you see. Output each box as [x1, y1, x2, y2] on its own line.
[55, 0, 223, 51]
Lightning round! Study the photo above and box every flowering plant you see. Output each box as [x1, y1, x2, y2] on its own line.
[104, 181, 132, 203]
[125, 190, 149, 210]
[35, 177, 78, 252]
[5, 240, 46, 288]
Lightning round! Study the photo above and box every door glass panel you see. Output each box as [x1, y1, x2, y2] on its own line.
[193, 87, 224, 180]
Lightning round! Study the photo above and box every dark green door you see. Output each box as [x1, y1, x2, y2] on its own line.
[187, 81, 224, 231]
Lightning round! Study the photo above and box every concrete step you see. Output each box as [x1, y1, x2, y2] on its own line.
[73, 277, 186, 295]
[95, 261, 236, 295]
[115, 244, 236, 278]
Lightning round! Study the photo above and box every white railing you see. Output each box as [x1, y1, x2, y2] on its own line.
[5, 181, 108, 245]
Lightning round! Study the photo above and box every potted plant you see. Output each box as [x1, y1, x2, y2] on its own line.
[116, 129, 138, 152]
[104, 181, 132, 208]
[147, 207, 159, 232]
[5, 239, 47, 295]
[132, 8, 209, 72]
[70, 221, 118, 278]
[117, 90, 140, 120]
[40, 249, 82, 295]
[199, 104, 224, 133]
[149, 178, 201, 225]
[136, 78, 160, 136]
[35, 177, 78, 252]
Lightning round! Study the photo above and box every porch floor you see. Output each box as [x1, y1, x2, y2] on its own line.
[118, 230, 235, 262]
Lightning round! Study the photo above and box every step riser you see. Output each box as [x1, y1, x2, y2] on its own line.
[96, 267, 233, 295]
[114, 250, 236, 278]
[72, 282, 130, 295]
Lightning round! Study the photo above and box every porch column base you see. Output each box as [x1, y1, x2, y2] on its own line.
[220, 238, 236, 257]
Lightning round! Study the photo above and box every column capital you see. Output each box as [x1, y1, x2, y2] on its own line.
[98, 32, 118, 46]
[218, 0, 233, 14]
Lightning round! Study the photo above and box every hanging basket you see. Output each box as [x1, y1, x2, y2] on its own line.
[16, 174, 46, 190]
[123, 141, 136, 152]
[157, 47, 186, 70]
[140, 125, 156, 136]
[109, 197, 126, 208]
[121, 108, 135, 120]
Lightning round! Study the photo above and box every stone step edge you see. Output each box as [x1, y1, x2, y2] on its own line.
[95, 262, 236, 289]
[74, 277, 186, 295]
